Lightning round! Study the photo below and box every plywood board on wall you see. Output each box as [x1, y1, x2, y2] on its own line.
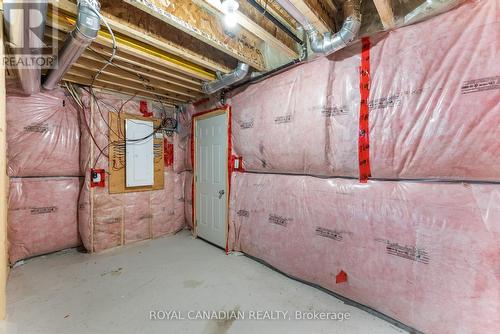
[108, 112, 164, 194]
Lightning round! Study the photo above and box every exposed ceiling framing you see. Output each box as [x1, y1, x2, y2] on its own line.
[36, 0, 440, 105]
[121, 0, 266, 71]
[50, 0, 216, 106]
[204, 0, 299, 59]
[286, 0, 337, 33]
[46, 0, 313, 105]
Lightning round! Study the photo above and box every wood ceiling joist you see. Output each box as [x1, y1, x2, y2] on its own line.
[203, 0, 299, 59]
[44, 27, 205, 93]
[44, 29, 202, 99]
[47, 16, 214, 82]
[254, 0, 299, 31]
[287, 0, 336, 33]
[75, 54, 203, 98]
[83, 48, 204, 92]
[84, 42, 205, 88]
[69, 60, 196, 102]
[121, 0, 266, 71]
[53, 0, 229, 75]
[372, 0, 396, 30]
[67, 69, 186, 104]
[64, 72, 181, 106]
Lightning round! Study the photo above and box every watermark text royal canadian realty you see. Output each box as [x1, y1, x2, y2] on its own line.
[149, 310, 351, 321]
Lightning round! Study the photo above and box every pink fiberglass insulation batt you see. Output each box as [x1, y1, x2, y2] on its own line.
[173, 104, 194, 173]
[230, 0, 500, 181]
[78, 90, 185, 252]
[151, 171, 186, 238]
[6, 81, 80, 177]
[79, 170, 185, 252]
[8, 177, 81, 263]
[227, 172, 500, 334]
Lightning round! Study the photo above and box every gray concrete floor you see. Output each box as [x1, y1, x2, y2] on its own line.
[6, 230, 407, 334]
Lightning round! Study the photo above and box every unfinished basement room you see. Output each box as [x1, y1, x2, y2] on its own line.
[0, 0, 498, 333]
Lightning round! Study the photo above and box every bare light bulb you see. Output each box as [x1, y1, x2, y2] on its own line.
[221, 0, 239, 29]
[224, 12, 238, 28]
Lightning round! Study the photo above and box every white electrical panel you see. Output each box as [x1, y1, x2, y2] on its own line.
[125, 119, 154, 187]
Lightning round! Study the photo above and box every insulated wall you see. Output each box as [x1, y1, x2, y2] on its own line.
[230, 0, 500, 181]
[228, 172, 500, 334]
[221, 1, 500, 333]
[174, 104, 197, 230]
[6, 82, 82, 263]
[6, 81, 80, 177]
[78, 90, 185, 252]
[8, 177, 81, 264]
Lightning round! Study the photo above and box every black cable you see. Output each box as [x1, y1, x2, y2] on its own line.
[88, 47, 174, 119]
[246, 0, 304, 45]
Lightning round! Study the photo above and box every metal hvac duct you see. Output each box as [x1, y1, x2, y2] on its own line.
[43, 0, 100, 90]
[404, 0, 464, 25]
[201, 62, 249, 94]
[3, 0, 48, 95]
[275, 0, 361, 56]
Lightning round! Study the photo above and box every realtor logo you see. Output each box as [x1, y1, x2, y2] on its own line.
[2, 0, 58, 69]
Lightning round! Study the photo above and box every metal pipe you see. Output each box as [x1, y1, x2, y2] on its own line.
[229, 58, 301, 90]
[245, 0, 303, 45]
[202, 63, 249, 94]
[403, 0, 464, 25]
[43, 0, 101, 90]
[306, 17, 361, 55]
[3, 1, 48, 95]
[275, 0, 362, 56]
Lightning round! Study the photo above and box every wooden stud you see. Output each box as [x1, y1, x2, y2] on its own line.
[0, 1, 8, 320]
[287, 0, 336, 33]
[372, 0, 396, 30]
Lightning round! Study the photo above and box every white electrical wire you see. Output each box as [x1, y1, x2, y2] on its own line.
[79, 0, 117, 85]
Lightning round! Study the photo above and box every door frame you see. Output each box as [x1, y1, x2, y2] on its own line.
[191, 105, 232, 251]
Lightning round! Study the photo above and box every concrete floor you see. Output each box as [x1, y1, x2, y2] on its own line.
[6, 230, 407, 334]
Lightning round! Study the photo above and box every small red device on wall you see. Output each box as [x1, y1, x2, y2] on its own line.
[90, 169, 105, 187]
[336, 270, 348, 284]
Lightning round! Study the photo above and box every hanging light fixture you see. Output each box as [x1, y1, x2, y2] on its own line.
[221, 0, 239, 28]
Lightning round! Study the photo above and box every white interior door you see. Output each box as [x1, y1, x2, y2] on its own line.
[195, 112, 228, 248]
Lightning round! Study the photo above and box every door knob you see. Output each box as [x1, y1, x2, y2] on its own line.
[218, 189, 225, 199]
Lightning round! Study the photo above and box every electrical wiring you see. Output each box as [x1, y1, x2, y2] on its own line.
[64, 4, 176, 171]
[82, 86, 123, 140]
[87, 47, 177, 129]
[65, 82, 108, 160]
[83, 0, 117, 87]
[83, 61, 175, 143]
